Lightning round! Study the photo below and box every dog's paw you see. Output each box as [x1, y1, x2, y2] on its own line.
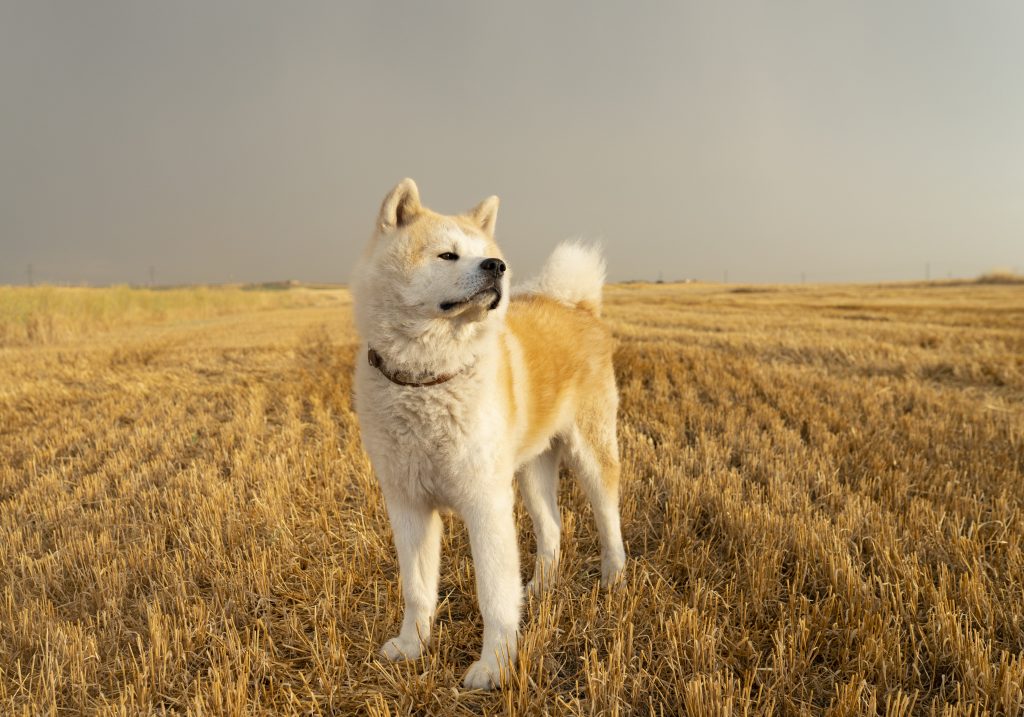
[600, 553, 626, 588]
[462, 659, 502, 690]
[379, 635, 423, 662]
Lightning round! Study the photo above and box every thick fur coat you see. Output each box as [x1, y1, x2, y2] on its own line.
[352, 179, 625, 689]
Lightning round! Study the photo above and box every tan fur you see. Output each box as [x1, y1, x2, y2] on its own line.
[382, 211, 503, 270]
[504, 295, 617, 476]
[376, 178, 503, 269]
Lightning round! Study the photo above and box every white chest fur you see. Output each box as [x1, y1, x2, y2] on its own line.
[354, 351, 511, 508]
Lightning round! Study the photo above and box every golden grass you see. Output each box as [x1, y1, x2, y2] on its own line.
[1, 282, 1022, 715]
[0, 285, 345, 346]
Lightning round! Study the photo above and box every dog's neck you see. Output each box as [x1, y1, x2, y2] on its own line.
[362, 317, 494, 380]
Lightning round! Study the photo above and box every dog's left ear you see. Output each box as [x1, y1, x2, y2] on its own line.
[467, 195, 500, 236]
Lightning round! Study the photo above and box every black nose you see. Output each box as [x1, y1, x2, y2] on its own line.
[480, 258, 506, 277]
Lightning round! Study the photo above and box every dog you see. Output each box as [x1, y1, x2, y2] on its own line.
[352, 178, 625, 690]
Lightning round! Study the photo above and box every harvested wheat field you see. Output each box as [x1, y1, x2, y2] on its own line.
[1, 281, 1022, 716]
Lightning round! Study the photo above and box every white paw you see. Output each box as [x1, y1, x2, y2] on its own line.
[600, 553, 626, 587]
[462, 659, 502, 690]
[379, 634, 423, 662]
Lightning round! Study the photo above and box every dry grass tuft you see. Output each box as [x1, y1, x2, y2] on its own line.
[1, 282, 1022, 715]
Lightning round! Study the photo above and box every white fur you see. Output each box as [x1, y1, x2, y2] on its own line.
[515, 239, 606, 316]
[353, 208, 622, 690]
[351, 226, 501, 378]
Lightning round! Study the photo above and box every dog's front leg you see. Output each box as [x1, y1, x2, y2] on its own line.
[379, 494, 442, 662]
[461, 486, 522, 690]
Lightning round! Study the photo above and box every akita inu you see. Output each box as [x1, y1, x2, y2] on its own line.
[352, 179, 625, 690]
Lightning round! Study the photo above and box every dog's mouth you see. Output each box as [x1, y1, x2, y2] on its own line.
[440, 287, 502, 313]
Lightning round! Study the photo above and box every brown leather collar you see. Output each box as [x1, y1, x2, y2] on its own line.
[367, 348, 460, 387]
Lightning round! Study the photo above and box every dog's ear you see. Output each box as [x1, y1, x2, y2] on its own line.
[378, 178, 421, 230]
[467, 195, 499, 236]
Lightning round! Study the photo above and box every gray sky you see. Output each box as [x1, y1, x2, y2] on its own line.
[2, 1, 1022, 285]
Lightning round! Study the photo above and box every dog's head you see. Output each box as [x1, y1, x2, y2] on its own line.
[352, 179, 509, 369]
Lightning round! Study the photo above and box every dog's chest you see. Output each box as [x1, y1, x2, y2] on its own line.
[384, 388, 474, 454]
[360, 380, 502, 502]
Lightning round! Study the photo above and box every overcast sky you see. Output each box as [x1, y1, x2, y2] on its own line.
[2, 1, 1022, 285]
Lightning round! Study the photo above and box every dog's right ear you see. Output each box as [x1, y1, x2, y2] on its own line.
[378, 178, 421, 231]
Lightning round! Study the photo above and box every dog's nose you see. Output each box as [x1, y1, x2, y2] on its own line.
[480, 258, 506, 277]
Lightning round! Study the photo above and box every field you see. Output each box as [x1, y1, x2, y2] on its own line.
[1, 282, 1022, 715]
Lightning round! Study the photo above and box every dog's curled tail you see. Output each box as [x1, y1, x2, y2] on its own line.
[523, 240, 606, 316]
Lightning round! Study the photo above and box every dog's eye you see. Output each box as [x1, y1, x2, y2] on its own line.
[438, 252, 459, 261]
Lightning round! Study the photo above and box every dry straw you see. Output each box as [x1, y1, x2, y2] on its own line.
[1, 281, 1021, 715]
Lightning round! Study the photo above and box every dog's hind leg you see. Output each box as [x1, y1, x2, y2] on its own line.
[379, 495, 442, 661]
[565, 399, 626, 587]
[518, 443, 562, 595]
